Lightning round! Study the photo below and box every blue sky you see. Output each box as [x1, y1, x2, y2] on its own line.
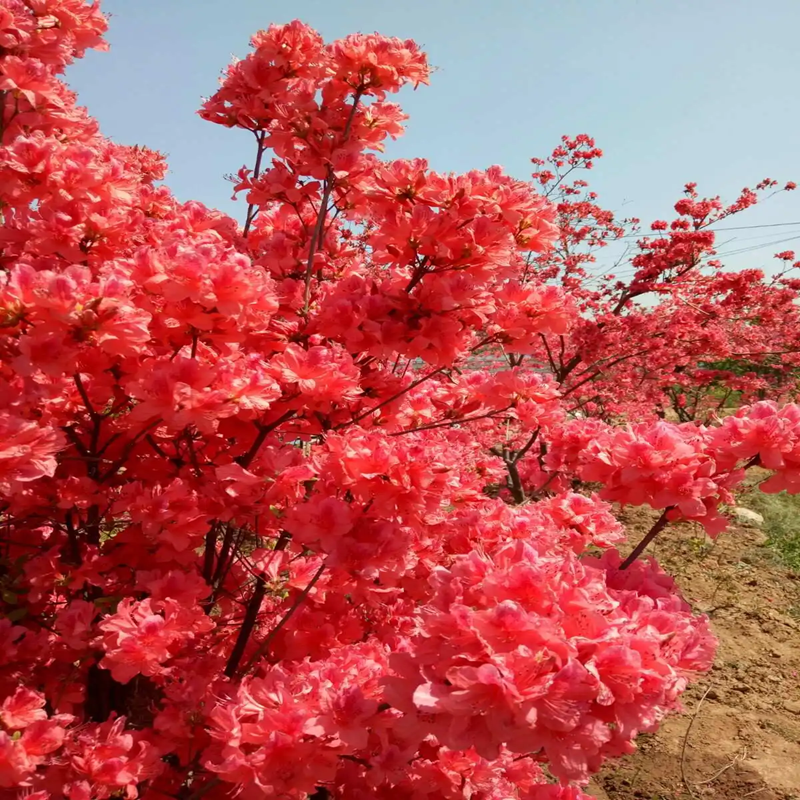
[67, 0, 800, 276]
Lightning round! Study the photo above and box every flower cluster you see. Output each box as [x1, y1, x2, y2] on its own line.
[0, 3, 794, 800]
[711, 401, 800, 492]
[385, 542, 714, 784]
[523, 137, 799, 422]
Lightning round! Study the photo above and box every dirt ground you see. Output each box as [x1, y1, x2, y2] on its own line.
[588, 507, 800, 800]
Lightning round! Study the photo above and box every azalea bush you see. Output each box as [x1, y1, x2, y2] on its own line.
[1, 3, 800, 799]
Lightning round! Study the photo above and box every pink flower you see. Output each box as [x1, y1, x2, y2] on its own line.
[1, 687, 47, 730]
[70, 717, 163, 798]
[0, 730, 34, 788]
[55, 599, 97, 650]
[270, 344, 362, 406]
[0, 414, 63, 492]
[97, 598, 213, 684]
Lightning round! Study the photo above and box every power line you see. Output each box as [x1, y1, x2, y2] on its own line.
[712, 234, 800, 258]
[611, 220, 800, 240]
[710, 221, 800, 232]
[580, 233, 799, 282]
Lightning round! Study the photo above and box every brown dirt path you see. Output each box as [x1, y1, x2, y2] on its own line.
[591, 507, 800, 800]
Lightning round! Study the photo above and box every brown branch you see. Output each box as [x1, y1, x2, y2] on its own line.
[512, 429, 540, 463]
[344, 337, 499, 430]
[241, 561, 326, 675]
[63, 513, 82, 566]
[692, 747, 747, 786]
[183, 777, 222, 800]
[404, 258, 429, 293]
[181, 430, 203, 477]
[505, 457, 525, 504]
[243, 130, 267, 238]
[570, 348, 651, 380]
[145, 434, 172, 461]
[202, 524, 218, 584]
[557, 353, 583, 383]
[74, 373, 100, 421]
[96, 432, 123, 457]
[302, 90, 363, 314]
[341, 88, 364, 140]
[204, 523, 237, 613]
[620, 508, 673, 569]
[560, 369, 604, 398]
[527, 471, 558, 502]
[539, 334, 558, 374]
[224, 571, 268, 678]
[302, 177, 334, 313]
[99, 419, 161, 483]
[236, 409, 296, 469]
[63, 426, 91, 458]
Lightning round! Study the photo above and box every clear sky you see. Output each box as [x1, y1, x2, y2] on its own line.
[67, 0, 800, 276]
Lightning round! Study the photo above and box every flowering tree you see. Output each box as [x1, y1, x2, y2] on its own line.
[1, 3, 799, 799]
[511, 135, 800, 422]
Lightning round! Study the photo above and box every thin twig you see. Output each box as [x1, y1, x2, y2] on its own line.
[243, 130, 266, 237]
[539, 334, 558, 374]
[692, 747, 747, 786]
[241, 562, 326, 675]
[99, 419, 161, 482]
[302, 90, 363, 313]
[302, 177, 334, 313]
[74, 373, 100, 420]
[389, 405, 513, 436]
[527, 472, 558, 502]
[183, 777, 222, 800]
[344, 337, 497, 429]
[680, 685, 712, 800]
[345, 367, 446, 428]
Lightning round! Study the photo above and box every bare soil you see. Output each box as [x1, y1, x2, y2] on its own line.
[589, 507, 800, 800]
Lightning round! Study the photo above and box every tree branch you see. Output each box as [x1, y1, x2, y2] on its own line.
[302, 90, 363, 314]
[241, 561, 326, 675]
[389, 405, 514, 437]
[236, 409, 296, 469]
[243, 130, 267, 237]
[346, 367, 446, 428]
[620, 508, 673, 569]
[224, 572, 268, 677]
